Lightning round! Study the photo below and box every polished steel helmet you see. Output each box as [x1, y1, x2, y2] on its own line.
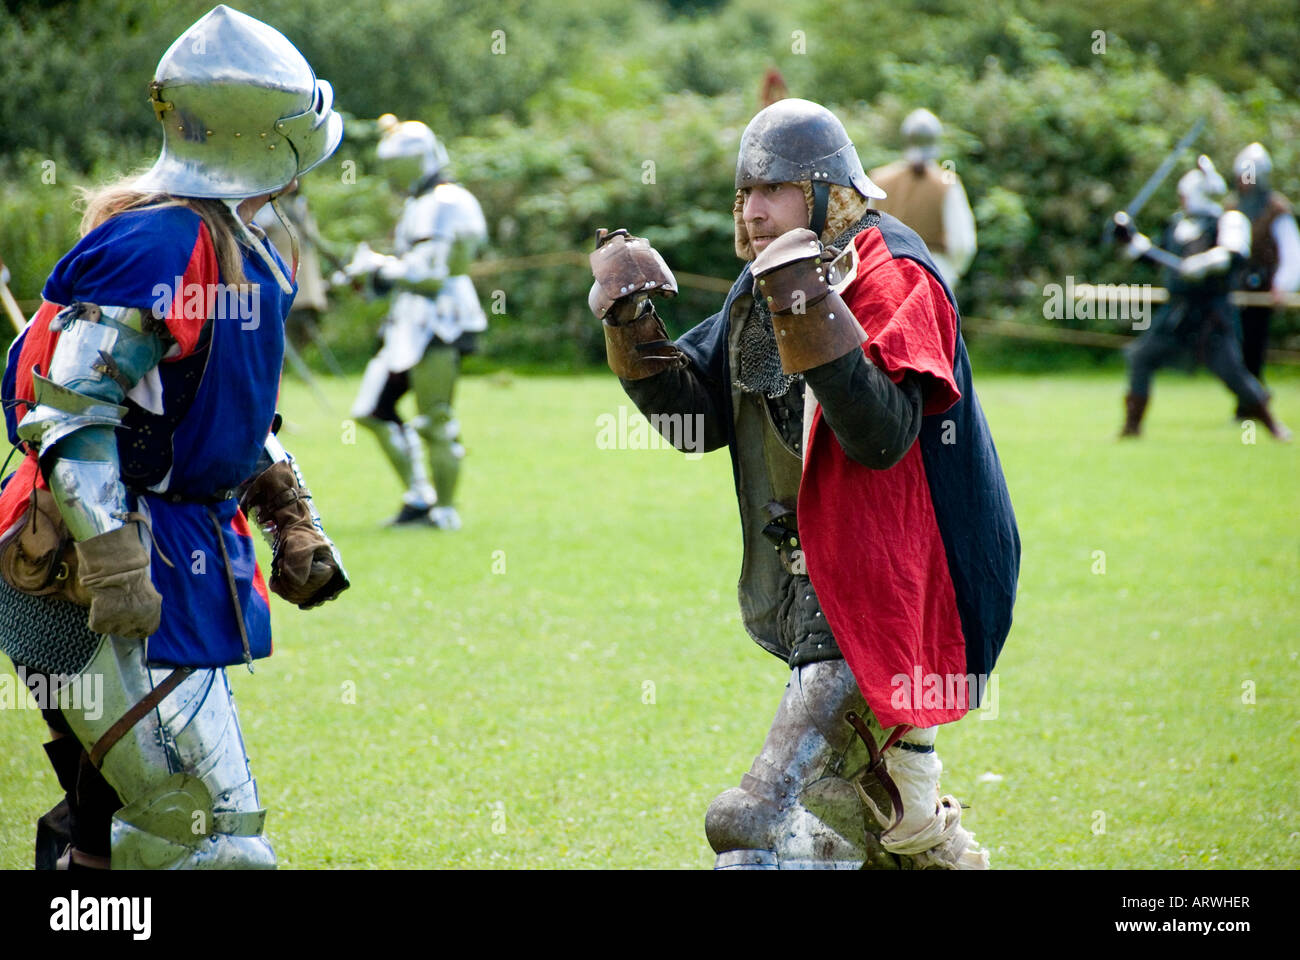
[135, 5, 344, 199]
[735, 98, 884, 200]
[1233, 142, 1272, 189]
[376, 118, 450, 178]
[902, 108, 942, 163]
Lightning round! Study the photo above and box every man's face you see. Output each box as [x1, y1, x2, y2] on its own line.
[741, 182, 809, 254]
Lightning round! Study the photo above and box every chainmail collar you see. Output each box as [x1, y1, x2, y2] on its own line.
[827, 208, 881, 254]
[733, 210, 881, 398]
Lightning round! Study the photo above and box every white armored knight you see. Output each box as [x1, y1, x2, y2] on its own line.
[0, 5, 347, 870]
[345, 117, 489, 529]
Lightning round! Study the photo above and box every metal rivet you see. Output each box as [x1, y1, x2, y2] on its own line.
[205, 129, 213, 136]
[269, 144, 275, 149]
[829, 313, 835, 319]
[234, 132, 241, 137]
[260, 132, 267, 139]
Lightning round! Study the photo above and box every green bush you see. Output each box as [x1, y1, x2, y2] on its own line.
[3, 0, 1299, 370]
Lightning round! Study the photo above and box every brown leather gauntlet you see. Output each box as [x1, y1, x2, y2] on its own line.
[589, 228, 685, 380]
[751, 228, 866, 374]
[240, 460, 345, 608]
[76, 522, 162, 639]
[602, 300, 685, 380]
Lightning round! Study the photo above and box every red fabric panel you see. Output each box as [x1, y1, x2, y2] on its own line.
[160, 221, 220, 360]
[230, 508, 271, 607]
[0, 302, 63, 536]
[797, 224, 969, 728]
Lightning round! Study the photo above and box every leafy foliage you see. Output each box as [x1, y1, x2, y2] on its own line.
[2, 0, 1297, 367]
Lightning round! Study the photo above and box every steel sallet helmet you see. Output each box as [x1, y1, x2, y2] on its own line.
[1233, 142, 1272, 190]
[135, 5, 343, 199]
[376, 116, 450, 178]
[735, 98, 885, 200]
[901, 108, 942, 164]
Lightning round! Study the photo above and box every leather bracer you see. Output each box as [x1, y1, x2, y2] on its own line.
[750, 229, 866, 374]
[589, 228, 685, 380]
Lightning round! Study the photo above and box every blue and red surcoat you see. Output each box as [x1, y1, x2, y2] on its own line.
[1, 205, 294, 668]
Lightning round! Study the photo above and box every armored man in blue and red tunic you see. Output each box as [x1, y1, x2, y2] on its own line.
[589, 99, 1020, 869]
[0, 5, 347, 869]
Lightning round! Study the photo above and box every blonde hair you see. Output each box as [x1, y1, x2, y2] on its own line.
[734, 182, 871, 261]
[78, 178, 248, 286]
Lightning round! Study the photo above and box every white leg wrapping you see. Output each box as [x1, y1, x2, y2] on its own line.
[861, 727, 989, 870]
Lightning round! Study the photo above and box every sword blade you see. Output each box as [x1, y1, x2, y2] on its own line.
[1124, 117, 1205, 220]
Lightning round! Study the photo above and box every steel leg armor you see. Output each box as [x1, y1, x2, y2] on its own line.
[353, 357, 438, 510]
[409, 347, 463, 513]
[706, 658, 989, 869]
[706, 659, 899, 869]
[57, 636, 275, 869]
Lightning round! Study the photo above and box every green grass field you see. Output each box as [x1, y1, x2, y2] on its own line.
[2, 366, 1297, 869]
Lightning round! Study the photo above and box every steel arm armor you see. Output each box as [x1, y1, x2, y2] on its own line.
[16, 303, 167, 540]
[377, 183, 487, 298]
[1180, 209, 1251, 280]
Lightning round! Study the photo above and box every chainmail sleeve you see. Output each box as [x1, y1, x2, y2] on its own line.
[803, 350, 923, 469]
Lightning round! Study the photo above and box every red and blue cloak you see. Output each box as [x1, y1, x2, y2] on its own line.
[678, 212, 1020, 729]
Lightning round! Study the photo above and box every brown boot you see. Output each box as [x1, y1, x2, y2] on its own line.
[1120, 393, 1148, 437]
[1240, 401, 1293, 442]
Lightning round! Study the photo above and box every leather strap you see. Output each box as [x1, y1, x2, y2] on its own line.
[119, 511, 175, 569]
[89, 666, 192, 769]
[208, 507, 253, 668]
[811, 181, 830, 237]
[845, 711, 906, 832]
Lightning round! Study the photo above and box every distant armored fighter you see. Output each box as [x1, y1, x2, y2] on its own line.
[869, 108, 977, 290]
[344, 117, 488, 529]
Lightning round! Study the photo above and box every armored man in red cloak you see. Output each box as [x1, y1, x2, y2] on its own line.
[588, 99, 1020, 869]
